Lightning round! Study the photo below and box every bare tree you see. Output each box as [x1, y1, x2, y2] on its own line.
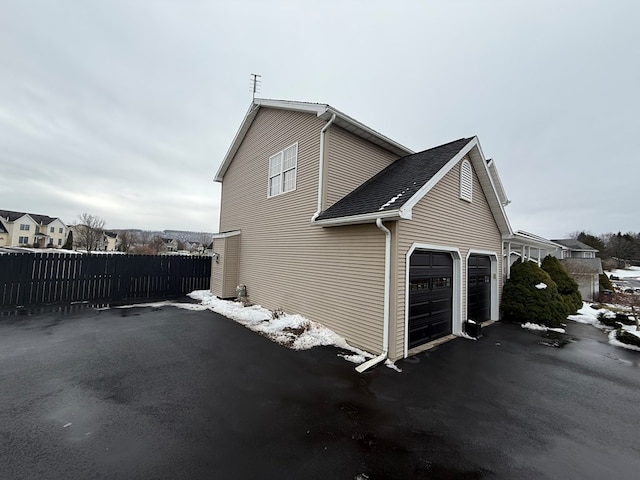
[149, 235, 165, 254]
[74, 213, 106, 252]
[117, 230, 134, 253]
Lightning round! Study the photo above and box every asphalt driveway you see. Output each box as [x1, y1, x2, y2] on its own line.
[1, 303, 638, 479]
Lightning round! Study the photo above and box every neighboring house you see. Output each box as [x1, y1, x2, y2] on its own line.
[552, 239, 603, 301]
[97, 231, 119, 251]
[211, 98, 541, 362]
[0, 222, 8, 247]
[185, 242, 205, 254]
[161, 238, 179, 253]
[0, 209, 68, 248]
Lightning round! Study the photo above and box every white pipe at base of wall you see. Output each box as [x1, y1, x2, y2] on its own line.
[356, 218, 391, 373]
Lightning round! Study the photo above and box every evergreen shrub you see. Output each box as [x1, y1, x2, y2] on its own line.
[599, 273, 614, 292]
[501, 259, 570, 328]
[541, 255, 583, 314]
[616, 329, 640, 347]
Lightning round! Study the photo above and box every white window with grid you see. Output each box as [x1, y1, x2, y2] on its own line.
[460, 159, 473, 202]
[268, 143, 297, 198]
[18, 236, 28, 244]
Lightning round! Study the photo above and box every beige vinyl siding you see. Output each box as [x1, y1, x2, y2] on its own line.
[324, 125, 399, 209]
[210, 237, 225, 296]
[219, 108, 388, 354]
[392, 157, 503, 359]
[210, 235, 241, 298]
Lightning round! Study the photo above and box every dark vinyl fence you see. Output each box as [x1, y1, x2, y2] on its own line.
[0, 252, 211, 308]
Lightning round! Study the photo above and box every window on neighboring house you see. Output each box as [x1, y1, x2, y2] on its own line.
[50, 227, 55, 233]
[268, 143, 297, 197]
[58, 239, 62, 246]
[18, 236, 28, 244]
[59, 227, 63, 234]
[460, 159, 472, 202]
[20, 224, 30, 231]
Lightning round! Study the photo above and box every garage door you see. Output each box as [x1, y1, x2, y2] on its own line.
[467, 254, 491, 323]
[408, 251, 453, 348]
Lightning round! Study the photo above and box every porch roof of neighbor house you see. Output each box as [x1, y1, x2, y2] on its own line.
[315, 138, 472, 222]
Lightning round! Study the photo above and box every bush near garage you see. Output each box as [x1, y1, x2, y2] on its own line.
[541, 255, 583, 314]
[599, 273, 615, 292]
[501, 259, 570, 328]
[616, 329, 640, 347]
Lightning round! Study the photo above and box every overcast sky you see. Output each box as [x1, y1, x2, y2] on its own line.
[1, 0, 638, 238]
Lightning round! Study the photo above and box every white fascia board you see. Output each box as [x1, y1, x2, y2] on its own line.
[503, 233, 560, 250]
[254, 98, 329, 115]
[487, 160, 510, 206]
[467, 139, 513, 236]
[326, 107, 413, 157]
[214, 103, 261, 182]
[211, 230, 241, 239]
[215, 98, 413, 182]
[400, 138, 477, 215]
[312, 210, 401, 227]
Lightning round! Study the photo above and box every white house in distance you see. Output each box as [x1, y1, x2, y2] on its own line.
[0, 209, 68, 248]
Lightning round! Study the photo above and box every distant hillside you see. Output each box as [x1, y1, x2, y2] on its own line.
[112, 229, 214, 244]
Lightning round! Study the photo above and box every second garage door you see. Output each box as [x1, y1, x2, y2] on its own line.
[467, 254, 491, 323]
[408, 251, 453, 349]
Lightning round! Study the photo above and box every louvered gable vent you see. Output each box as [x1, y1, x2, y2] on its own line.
[460, 159, 472, 202]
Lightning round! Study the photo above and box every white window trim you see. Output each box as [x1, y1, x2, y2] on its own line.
[460, 159, 473, 202]
[267, 143, 298, 198]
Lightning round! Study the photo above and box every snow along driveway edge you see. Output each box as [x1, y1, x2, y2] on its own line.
[186, 291, 404, 370]
[169, 290, 399, 371]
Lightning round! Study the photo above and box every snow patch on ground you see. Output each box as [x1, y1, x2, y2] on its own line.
[608, 329, 640, 352]
[456, 332, 478, 341]
[184, 290, 402, 370]
[567, 302, 640, 352]
[535, 282, 547, 289]
[521, 322, 565, 333]
[567, 303, 611, 328]
[607, 266, 640, 279]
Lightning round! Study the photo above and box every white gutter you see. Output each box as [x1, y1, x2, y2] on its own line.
[356, 218, 391, 373]
[311, 113, 336, 222]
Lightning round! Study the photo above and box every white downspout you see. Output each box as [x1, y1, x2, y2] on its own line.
[311, 113, 336, 222]
[356, 218, 391, 373]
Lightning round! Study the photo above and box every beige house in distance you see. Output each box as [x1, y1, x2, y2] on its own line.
[0, 209, 68, 248]
[212, 99, 521, 364]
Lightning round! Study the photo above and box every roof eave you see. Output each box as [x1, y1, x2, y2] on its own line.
[396, 137, 514, 236]
[312, 210, 402, 227]
[214, 99, 414, 182]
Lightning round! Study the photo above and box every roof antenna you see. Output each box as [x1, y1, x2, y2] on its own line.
[250, 73, 261, 101]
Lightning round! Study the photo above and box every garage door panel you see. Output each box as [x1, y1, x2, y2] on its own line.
[468, 254, 491, 322]
[409, 251, 453, 349]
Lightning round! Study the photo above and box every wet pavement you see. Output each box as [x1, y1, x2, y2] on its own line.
[1, 303, 639, 480]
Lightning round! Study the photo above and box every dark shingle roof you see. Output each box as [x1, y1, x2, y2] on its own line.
[316, 138, 472, 221]
[0, 209, 59, 225]
[559, 258, 603, 275]
[0, 222, 7, 234]
[551, 239, 598, 251]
